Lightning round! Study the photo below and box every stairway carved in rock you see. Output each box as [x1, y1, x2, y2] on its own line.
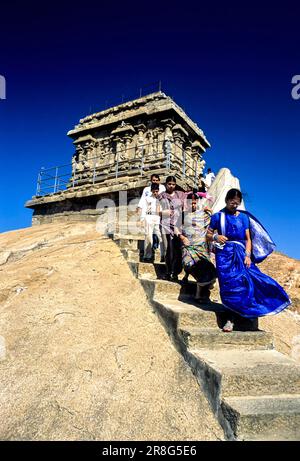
[111, 233, 300, 441]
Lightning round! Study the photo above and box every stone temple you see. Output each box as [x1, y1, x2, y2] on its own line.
[25, 92, 212, 226]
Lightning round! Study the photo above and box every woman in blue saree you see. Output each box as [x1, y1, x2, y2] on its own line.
[207, 189, 291, 332]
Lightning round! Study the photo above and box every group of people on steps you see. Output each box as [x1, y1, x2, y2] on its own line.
[137, 173, 290, 332]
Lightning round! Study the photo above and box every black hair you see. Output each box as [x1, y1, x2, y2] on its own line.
[165, 175, 176, 183]
[225, 188, 243, 202]
[186, 192, 199, 200]
[198, 181, 206, 193]
[151, 183, 159, 191]
[151, 174, 160, 180]
[207, 168, 211, 173]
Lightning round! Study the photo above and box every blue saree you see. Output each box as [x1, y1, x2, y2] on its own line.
[209, 209, 291, 318]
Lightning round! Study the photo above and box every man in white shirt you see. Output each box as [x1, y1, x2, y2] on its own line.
[204, 168, 216, 189]
[137, 174, 165, 260]
[139, 183, 162, 261]
[137, 174, 166, 211]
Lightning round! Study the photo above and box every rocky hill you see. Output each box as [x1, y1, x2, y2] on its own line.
[259, 252, 300, 358]
[0, 222, 223, 440]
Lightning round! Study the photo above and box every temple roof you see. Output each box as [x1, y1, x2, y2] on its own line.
[67, 92, 210, 148]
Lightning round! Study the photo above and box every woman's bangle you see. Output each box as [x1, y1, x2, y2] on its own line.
[245, 251, 251, 257]
[213, 233, 219, 242]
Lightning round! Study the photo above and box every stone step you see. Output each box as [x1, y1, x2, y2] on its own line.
[122, 250, 163, 264]
[115, 236, 144, 251]
[180, 327, 274, 351]
[221, 394, 300, 440]
[152, 297, 226, 330]
[140, 277, 182, 299]
[120, 248, 140, 263]
[139, 276, 202, 301]
[113, 230, 300, 441]
[138, 262, 200, 280]
[191, 349, 300, 398]
[138, 262, 166, 279]
[115, 236, 163, 263]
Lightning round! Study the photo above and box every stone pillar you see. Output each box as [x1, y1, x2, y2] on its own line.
[85, 139, 97, 161]
[124, 133, 133, 160]
[146, 130, 154, 160]
[152, 126, 164, 156]
[191, 146, 201, 186]
[134, 123, 146, 159]
[72, 136, 97, 182]
[163, 130, 173, 169]
[173, 133, 184, 165]
[161, 119, 174, 170]
[95, 139, 103, 166]
[108, 137, 115, 170]
[172, 124, 188, 176]
[72, 144, 84, 182]
[85, 140, 97, 179]
[113, 137, 125, 160]
[111, 123, 136, 174]
[191, 141, 206, 185]
[102, 138, 110, 166]
[184, 144, 193, 179]
[112, 136, 122, 176]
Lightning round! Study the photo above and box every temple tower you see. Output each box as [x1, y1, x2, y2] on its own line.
[25, 92, 210, 225]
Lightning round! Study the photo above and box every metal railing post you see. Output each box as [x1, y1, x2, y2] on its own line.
[54, 167, 58, 193]
[36, 170, 41, 196]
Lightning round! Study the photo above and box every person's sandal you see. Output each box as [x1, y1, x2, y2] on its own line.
[222, 320, 234, 332]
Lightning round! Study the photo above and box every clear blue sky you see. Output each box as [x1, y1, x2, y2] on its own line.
[1, 1, 300, 258]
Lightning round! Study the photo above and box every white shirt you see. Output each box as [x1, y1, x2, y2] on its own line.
[138, 184, 166, 209]
[140, 195, 161, 222]
[205, 172, 215, 188]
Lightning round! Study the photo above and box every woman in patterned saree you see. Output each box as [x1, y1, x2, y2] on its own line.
[180, 192, 216, 303]
[206, 189, 290, 332]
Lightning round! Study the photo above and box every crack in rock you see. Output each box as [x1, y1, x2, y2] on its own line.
[0, 241, 50, 266]
[53, 312, 76, 322]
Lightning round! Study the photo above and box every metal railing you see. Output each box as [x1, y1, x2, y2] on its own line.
[35, 140, 202, 197]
